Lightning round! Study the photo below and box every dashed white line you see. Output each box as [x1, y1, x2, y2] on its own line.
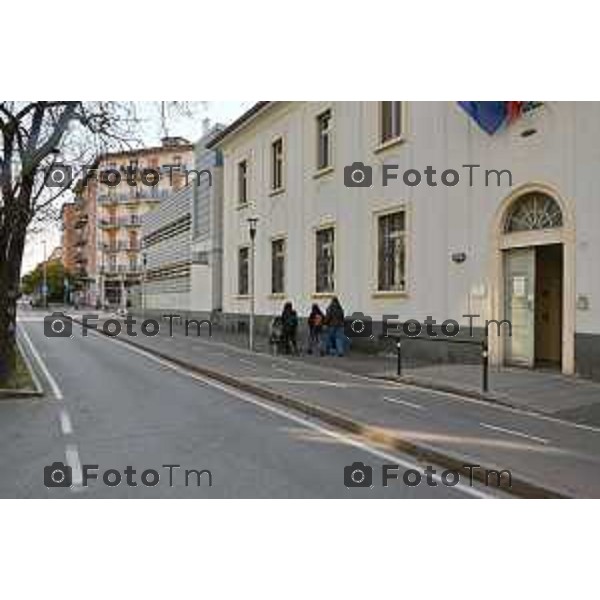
[18, 324, 64, 400]
[480, 422, 549, 445]
[59, 409, 73, 435]
[270, 365, 297, 376]
[246, 377, 350, 388]
[239, 358, 257, 367]
[383, 396, 425, 411]
[65, 444, 83, 488]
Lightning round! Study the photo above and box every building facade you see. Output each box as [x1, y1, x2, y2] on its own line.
[140, 129, 224, 316]
[60, 203, 78, 274]
[94, 137, 194, 307]
[209, 101, 600, 380]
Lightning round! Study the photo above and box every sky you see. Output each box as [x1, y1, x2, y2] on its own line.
[21, 101, 253, 274]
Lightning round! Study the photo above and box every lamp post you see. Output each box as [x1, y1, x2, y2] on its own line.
[42, 240, 48, 309]
[247, 217, 259, 351]
[141, 251, 147, 318]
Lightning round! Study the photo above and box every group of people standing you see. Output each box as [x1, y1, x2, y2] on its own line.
[273, 297, 347, 357]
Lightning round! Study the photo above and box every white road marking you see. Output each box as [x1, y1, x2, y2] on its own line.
[270, 365, 297, 376]
[383, 396, 425, 411]
[480, 422, 549, 445]
[59, 409, 73, 435]
[239, 358, 256, 367]
[65, 444, 83, 488]
[208, 351, 230, 358]
[246, 377, 350, 388]
[18, 324, 64, 400]
[92, 333, 495, 499]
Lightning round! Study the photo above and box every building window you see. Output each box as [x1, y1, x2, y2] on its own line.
[238, 160, 248, 206]
[316, 227, 335, 293]
[504, 192, 563, 232]
[238, 246, 249, 295]
[316, 109, 332, 170]
[271, 238, 286, 294]
[380, 101, 403, 144]
[378, 211, 406, 292]
[271, 138, 284, 191]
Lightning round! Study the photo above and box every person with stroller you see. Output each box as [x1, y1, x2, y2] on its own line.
[281, 301, 299, 355]
[307, 303, 324, 355]
[324, 296, 346, 357]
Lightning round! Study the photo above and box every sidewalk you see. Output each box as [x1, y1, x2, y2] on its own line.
[129, 314, 600, 429]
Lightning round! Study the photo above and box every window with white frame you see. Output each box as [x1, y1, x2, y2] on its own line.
[316, 109, 332, 170]
[271, 238, 286, 294]
[380, 101, 403, 144]
[238, 160, 248, 206]
[271, 138, 284, 191]
[238, 246, 249, 295]
[315, 227, 335, 293]
[378, 211, 406, 292]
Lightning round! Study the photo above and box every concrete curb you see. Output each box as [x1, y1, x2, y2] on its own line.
[73, 317, 570, 498]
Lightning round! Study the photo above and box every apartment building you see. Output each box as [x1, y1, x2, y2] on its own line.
[140, 128, 224, 316]
[94, 137, 194, 307]
[208, 101, 600, 380]
[65, 168, 99, 305]
[60, 203, 78, 273]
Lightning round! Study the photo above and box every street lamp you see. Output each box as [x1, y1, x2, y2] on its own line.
[42, 240, 48, 309]
[247, 217, 259, 351]
[141, 251, 147, 318]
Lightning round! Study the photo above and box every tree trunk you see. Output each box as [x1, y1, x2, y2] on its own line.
[0, 259, 18, 386]
[0, 228, 26, 386]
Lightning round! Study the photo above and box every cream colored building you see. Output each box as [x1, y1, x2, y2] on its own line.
[208, 101, 600, 380]
[93, 137, 194, 307]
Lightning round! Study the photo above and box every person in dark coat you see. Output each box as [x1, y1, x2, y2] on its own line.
[281, 301, 299, 355]
[324, 296, 345, 356]
[307, 303, 324, 355]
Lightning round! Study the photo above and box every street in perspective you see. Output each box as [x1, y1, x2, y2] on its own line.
[2, 101, 600, 499]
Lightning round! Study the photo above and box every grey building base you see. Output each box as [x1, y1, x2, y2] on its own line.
[575, 333, 600, 381]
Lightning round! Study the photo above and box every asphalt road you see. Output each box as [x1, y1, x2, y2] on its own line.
[0, 316, 498, 498]
[70, 312, 600, 497]
[59, 310, 600, 498]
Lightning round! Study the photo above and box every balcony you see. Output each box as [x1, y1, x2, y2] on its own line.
[99, 218, 119, 229]
[98, 194, 118, 206]
[74, 215, 88, 229]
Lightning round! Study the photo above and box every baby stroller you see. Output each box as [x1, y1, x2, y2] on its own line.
[269, 316, 286, 355]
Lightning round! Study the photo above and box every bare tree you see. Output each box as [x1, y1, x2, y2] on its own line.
[0, 101, 198, 383]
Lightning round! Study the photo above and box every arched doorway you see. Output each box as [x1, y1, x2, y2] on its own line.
[489, 185, 575, 374]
